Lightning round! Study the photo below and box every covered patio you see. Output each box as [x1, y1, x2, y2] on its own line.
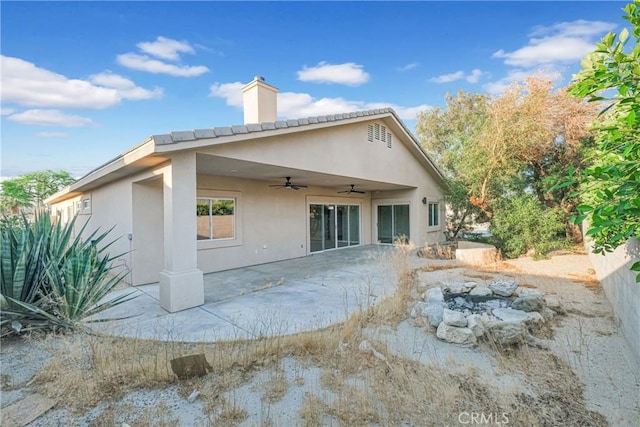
[88, 245, 401, 342]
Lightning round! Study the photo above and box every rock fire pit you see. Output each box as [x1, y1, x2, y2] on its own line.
[411, 279, 559, 347]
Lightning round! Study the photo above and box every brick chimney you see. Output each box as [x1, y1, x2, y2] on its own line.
[241, 76, 278, 124]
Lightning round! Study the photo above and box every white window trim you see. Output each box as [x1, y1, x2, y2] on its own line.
[306, 196, 364, 255]
[427, 199, 441, 230]
[372, 199, 412, 244]
[197, 189, 242, 250]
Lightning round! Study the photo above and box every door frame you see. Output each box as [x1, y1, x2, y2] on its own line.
[372, 199, 412, 244]
[306, 197, 363, 254]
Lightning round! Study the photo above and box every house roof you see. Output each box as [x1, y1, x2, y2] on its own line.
[153, 108, 405, 144]
[45, 108, 446, 204]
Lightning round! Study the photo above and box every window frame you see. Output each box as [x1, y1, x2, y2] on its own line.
[428, 201, 440, 228]
[196, 190, 242, 250]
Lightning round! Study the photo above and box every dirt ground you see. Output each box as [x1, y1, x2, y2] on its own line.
[1, 251, 639, 426]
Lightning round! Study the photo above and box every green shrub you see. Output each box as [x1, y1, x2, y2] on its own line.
[0, 213, 134, 335]
[490, 195, 568, 259]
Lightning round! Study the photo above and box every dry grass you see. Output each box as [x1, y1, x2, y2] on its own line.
[27, 244, 609, 425]
[261, 371, 289, 404]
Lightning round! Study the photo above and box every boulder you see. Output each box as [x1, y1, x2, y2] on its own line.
[422, 304, 444, 327]
[443, 281, 477, 294]
[489, 279, 518, 297]
[511, 294, 545, 312]
[436, 323, 477, 345]
[525, 311, 545, 324]
[492, 308, 529, 323]
[466, 314, 485, 337]
[469, 286, 493, 297]
[486, 321, 528, 346]
[170, 354, 213, 379]
[443, 308, 468, 327]
[424, 287, 444, 304]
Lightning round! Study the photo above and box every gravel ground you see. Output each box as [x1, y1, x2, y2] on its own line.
[1, 252, 639, 426]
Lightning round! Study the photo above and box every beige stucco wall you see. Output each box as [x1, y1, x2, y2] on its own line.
[201, 120, 445, 247]
[587, 237, 640, 361]
[48, 169, 164, 285]
[195, 175, 373, 273]
[48, 117, 445, 286]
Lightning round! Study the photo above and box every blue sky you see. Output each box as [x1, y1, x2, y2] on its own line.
[0, 1, 630, 178]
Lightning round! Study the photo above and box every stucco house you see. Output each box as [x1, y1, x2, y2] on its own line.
[45, 76, 447, 313]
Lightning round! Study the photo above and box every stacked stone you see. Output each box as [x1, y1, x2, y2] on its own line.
[412, 279, 561, 346]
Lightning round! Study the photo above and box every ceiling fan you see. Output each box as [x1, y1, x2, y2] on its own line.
[269, 177, 308, 190]
[338, 184, 366, 194]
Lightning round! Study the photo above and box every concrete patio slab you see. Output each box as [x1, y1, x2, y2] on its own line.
[88, 245, 400, 342]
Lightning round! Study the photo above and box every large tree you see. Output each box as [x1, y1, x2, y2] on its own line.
[1, 170, 75, 214]
[417, 75, 598, 240]
[568, 1, 640, 279]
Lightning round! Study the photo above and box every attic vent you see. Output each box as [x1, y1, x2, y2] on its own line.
[366, 122, 393, 148]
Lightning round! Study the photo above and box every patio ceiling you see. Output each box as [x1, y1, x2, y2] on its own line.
[195, 153, 413, 192]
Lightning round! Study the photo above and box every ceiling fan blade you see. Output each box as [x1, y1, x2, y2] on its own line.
[352, 190, 366, 194]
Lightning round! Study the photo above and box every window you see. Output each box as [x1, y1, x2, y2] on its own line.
[82, 199, 90, 210]
[377, 204, 410, 244]
[428, 202, 440, 227]
[197, 198, 235, 240]
[310, 204, 360, 252]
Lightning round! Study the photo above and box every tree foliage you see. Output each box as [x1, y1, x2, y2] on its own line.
[0, 170, 75, 214]
[568, 1, 640, 279]
[417, 76, 598, 244]
[490, 195, 568, 259]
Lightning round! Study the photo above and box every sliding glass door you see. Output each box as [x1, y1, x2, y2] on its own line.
[377, 203, 410, 244]
[310, 204, 360, 253]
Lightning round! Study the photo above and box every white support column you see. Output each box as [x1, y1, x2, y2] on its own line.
[159, 152, 204, 312]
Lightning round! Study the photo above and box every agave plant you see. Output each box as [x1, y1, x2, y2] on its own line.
[0, 212, 136, 335]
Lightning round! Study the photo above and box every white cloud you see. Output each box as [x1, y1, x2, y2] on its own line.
[398, 62, 418, 72]
[1, 108, 15, 115]
[1, 56, 162, 109]
[117, 36, 209, 77]
[529, 19, 617, 38]
[430, 69, 484, 84]
[36, 131, 69, 138]
[209, 82, 430, 121]
[137, 36, 195, 61]
[117, 53, 209, 77]
[8, 109, 94, 127]
[89, 71, 163, 99]
[466, 69, 483, 83]
[430, 71, 465, 83]
[492, 19, 616, 67]
[297, 62, 370, 86]
[2, 56, 118, 109]
[209, 82, 245, 107]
